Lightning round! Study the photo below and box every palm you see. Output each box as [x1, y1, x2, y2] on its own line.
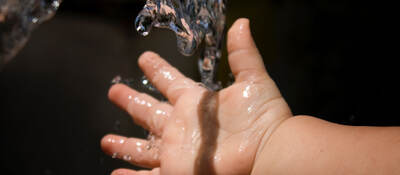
[102, 19, 292, 175]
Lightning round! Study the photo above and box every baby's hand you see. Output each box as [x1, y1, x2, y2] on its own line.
[101, 18, 292, 175]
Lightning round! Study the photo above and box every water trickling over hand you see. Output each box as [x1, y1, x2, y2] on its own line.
[135, 0, 227, 90]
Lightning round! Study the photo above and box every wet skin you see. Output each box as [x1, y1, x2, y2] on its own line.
[101, 18, 292, 175]
[195, 91, 219, 175]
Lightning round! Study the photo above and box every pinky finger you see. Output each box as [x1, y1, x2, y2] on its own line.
[111, 168, 161, 175]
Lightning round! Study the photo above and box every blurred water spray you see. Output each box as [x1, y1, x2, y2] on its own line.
[0, 0, 62, 69]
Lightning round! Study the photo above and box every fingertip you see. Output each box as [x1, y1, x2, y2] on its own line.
[227, 18, 268, 82]
[228, 18, 249, 33]
[112, 168, 136, 175]
[108, 84, 123, 101]
[138, 51, 160, 68]
[227, 18, 254, 53]
[101, 134, 111, 153]
[101, 134, 118, 155]
[108, 84, 137, 110]
[101, 134, 132, 158]
[229, 18, 250, 34]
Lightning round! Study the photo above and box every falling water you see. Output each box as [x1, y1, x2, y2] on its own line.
[135, 0, 227, 90]
[0, 0, 62, 68]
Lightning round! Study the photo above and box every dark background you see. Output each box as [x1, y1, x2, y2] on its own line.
[0, 0, 398, 174]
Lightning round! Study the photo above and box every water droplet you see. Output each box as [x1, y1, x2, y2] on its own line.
[133, 96, 153, 108]
[141, 76, 157, 92]
[112, 152, 119, 159]
[141, 31, 149, 36]
[123, 154, 132, 161]
[247, 104, 255, 114]
[161, 69, 175, 81]
[111, 75, 122, 84]
[111, 75, 135, 86]
[146, 132, 157, 150]
[213, 155, 221, 162]
[155, 109, 166, 116]
[243, 86, 251, 98]
[32, 17, 39, 23]
[51, 1, 60, 9]
[191, 130, 200, 144]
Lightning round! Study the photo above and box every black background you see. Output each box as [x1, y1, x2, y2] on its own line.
[0, 0, 398, 174]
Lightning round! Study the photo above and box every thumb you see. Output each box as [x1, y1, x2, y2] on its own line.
[227, 18, 269, 83]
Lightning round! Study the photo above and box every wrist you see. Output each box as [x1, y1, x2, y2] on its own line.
[254, 115, 291, 160]
[250, 115, 315, 175]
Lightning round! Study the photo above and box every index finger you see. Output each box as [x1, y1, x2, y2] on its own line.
[138, 52, 199, 104]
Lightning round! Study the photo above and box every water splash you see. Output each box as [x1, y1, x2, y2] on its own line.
[111, 75, 135, 87]
[0, 0, 62, 68]
[140, 75, 157, 92]
[146, 132, 157, 150]
[135, 0, 227, 90]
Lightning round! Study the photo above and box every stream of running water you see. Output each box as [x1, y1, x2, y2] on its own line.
[135, 0, 227, 90]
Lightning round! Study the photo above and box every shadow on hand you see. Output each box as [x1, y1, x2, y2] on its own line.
[195, 91, 220, 175]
